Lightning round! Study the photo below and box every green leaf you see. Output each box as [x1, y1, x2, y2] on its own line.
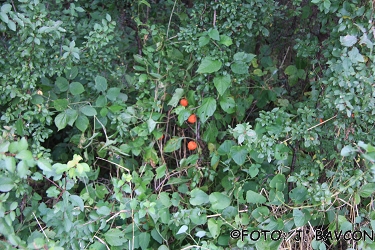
[80, 105, 97, 116]
[217, 140, 235, 155]
[251, 206, 270, 222]
[66, 109, 78, 126]
[95, 76, 108, 92]
[284, 65, 297, 75]
[233, 52, 256, 62]
[213, 75, 231, 96]
[139, 232, 150, 250]
[208, 28, 220, 41]
[230, 146, 248, 165]
[69, 82, 84, 95]
[197, 97, 216, 123]
[190, 188, 209, 205]
[31, 94, 44, 104]
[293, 209, 310, 227]
[7, 20, 16, 31]
[164, 137, 183, 153]
[360, 183, 375, 198]
[177, 225, 188, 235]
[2, 156, 16, 173]
[289, 186, 308, 204]
[55, 77, 69, 92]
[199, 35, 210, 47]
[53, 99, 69, 111]
[340, 35, 357, 47]
[107, 88, 121, 101]
[167, 88, 184, 107]
[270, 174, 286, 191]
[231, 62, 248, 74]
[17, 160, 30, 178]
[75, 114, 89, 132]
[196, 57, 222, 73]
[97, 205, 111, 216]
[16, 150, 33, 160]
[246, 190, 267, 204]
[66, 66, 78, 79]
[156, 164, 167, 179]
[96, 95, 107, 107]
[146, 118, 157, 133]
[341, 145, 356, 156]
[0, 12, 9, 23]
[55, 112, 68, 131]
[219, 35, 233, 46]
[104, 229, 127, 246]
[0, 141, 10, 153]
[207, 218, 220, 238]
[209, 192, 231, 210]
[1, 4, 12, 13]
[0, 177, 14, 192]
[37, 159, 52, 173]
[219, 96, 236, 114]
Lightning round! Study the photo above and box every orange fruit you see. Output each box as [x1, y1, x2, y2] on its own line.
[188, 141, 197, 150]
[319, 118, 323, 123]
[159, 134, 164, 140]
[180, 98, 188, 107]
[187, 114, 197, 124]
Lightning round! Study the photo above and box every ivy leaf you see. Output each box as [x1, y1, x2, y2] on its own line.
[197, 97, 216, 124]
[207, 219, 220, 238]
[196, 57, 222, 73]
[164, 137, 183, 153]
[213, 75, 231, 96]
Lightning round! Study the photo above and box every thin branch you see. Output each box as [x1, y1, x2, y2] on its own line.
[32, 212, 49, 242]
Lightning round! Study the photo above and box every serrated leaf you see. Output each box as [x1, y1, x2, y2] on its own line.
[219, 35, 233, 46]
[197, 97, 216, 124]
[284, 65, 297, 75]
[196, 57, 222, 73]
[231, 62, 248, 74]
[219, 96, 236, 114]
[213, 75, 231, 96]
[55, 77, 69, 92]
[208, 28, 220, 41]
[199, 35, 210, 47]
[53, 99, 69, 111]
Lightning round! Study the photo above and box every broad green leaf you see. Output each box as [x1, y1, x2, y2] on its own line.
[190, 188, 209, 205]
[7, 20, 16, 31]
[293, 209, 310, 227]
[284, 65, 297, 75]
[95, 76, 107, 92]
[146, 118, 157, 133]
[190, 208, 207, 225]
[196, 57, 222, 73]
[31, 94, 44, 104]
[80, 105, 97, 116]
[213, 75, 231, 96]
[199, 35, 210, 47]
[0, 177, 14, 192]
[37, 159, 52, 172]
[3, 156, 16, 172]
[55, 112, 68, 131]
[96, 95, 107, 107]
[246, 190, 266, 204]
[219, 96, 236, 114]
[75, 114, 89, 132]
[167, 88, 184, 107]
[270, 174, 286, 191]
[233, 52, 256, 62]
[69, 82, 84, 95]
[104, 229, 127, 246]
[53, 99, 69, 111]
[106, 87, 121, 101]
[177, 225, 188, 235]
[231, 62, 248, 74]
[1, 4, 12, 13]
[341, 145, 356, 156]
[289, 186, 308, 204]
[17, 161, 29, 178]
[66, 109, 78, 126]
[164, 137, 183, 153]
[97, 205, 111, 216]
[360, 183, 375, 198]
[217, 140, 235, 155]
[16, 150, 32, 160]
[219, 35, 233, 46]
[156, 164, 167, 179]
[139, 232, 150, 250]
[209, 192, 231, 210]
[207, 218, 220, 238]
[0, 12, 8, 23]
[66, 66, 78, 79]
[230, 146, 248, 165]
[55, 77, 69, 92]
[208, 28, 220, 41]
[340, 35, 357, 47]
[197, 97, 216, 123]
[0, 141, 10, 153]
[251, 206, 270, 222]
[15, 119, 24, 136]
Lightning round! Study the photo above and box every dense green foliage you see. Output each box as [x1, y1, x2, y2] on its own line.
[1, 0, 375, 249]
